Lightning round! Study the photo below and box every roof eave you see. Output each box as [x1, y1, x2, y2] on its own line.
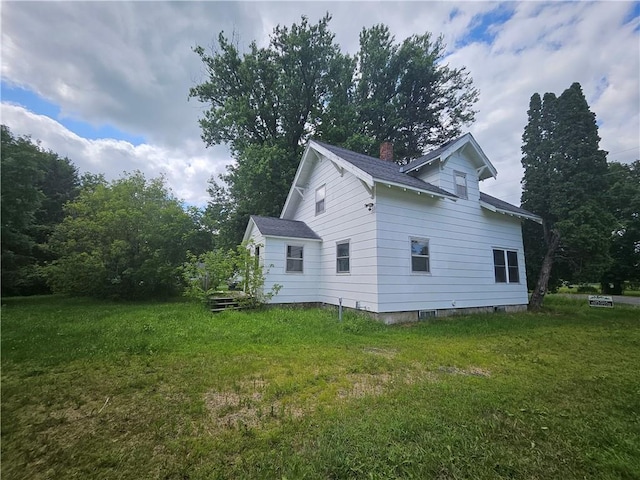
[280, 143, 314, 219]
[242, 216, 257, 243]
[480, 201, 543, 224]
[261, 233, 322, 242]
[311, 141, 375, 188]
[375, 178, 458, 200]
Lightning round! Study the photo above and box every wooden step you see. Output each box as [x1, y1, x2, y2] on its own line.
[208, 296, 242, 313]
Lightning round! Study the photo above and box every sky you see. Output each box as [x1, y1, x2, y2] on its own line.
[2, 1, 639, 208]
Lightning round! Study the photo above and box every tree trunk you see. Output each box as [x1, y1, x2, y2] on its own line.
[529, 228, 561, 311]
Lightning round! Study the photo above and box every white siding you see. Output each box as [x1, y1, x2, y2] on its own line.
[283, 155, 380, 312]
[375, 185, 529, 312]
[268, 144, 529, 314]
[260, 237, 321, 303]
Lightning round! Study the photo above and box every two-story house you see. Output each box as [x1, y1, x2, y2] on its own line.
[243, 133, 541, 323]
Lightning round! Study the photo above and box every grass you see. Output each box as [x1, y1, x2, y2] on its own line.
[2, 295, 639, 479]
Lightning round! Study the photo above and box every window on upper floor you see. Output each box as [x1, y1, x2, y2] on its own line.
[286, 245, 303, 273]
[454, 171, 468, 199]
[411, 238, 430, 273]
[493, 249, 519, 283]
[336, 240, 350, 273]
[315, 184, 326, 215]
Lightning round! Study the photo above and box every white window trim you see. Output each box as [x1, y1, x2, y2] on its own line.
[315, 184, 326, 215]
[336, 239, 350, 274]
[492, 247, 520, 284]
[410, 237, 431, 274]
[454, 171, 468, 200]
[285, 244, 304, 274]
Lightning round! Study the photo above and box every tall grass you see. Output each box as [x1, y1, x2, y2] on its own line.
[2, 295, 639, 479]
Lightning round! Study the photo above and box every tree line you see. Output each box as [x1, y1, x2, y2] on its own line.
[1, 125, 213, 299]
[2, 16, 637, 304]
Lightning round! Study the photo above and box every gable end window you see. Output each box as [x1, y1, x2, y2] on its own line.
[336, 241, 350, 273]
[286, 245, 303, 273]
[454, 171, 468, 199]
[411, 238, 430, 273]
[493, 249, 519, 283]
[315, 185, 326, 215]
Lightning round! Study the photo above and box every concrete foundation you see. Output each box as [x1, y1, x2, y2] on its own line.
[269, 302, 528, 324]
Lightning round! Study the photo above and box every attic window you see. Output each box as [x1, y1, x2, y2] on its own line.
[315, 185, 326, 215]
[454, 171, 468, 199]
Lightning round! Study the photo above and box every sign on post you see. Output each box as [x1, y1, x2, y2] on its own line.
[588, 295, 614, 308]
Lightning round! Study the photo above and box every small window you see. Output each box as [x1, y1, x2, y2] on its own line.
[315, 185, 326, 215]
[411, 238, 430, 273]
[336, 241, 350, 273]
[493, 249, 519, 283]
[286, 245, 303, 273]
[454, 171, 468, 199]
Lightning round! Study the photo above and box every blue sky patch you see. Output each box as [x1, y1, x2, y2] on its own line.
[457, 5, 515, 47]
[1, 82, 145, 145]
[623, 1, 640, 31]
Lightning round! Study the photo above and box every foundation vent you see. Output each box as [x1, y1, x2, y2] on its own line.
[418, 310, 436, 320]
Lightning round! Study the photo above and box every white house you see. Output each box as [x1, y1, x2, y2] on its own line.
[243, 133, 542, 323]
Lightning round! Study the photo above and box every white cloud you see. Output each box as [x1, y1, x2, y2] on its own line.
[1, 103, 229, 206]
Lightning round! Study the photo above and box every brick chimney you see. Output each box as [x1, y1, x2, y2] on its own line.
[379, 142, 393, 162]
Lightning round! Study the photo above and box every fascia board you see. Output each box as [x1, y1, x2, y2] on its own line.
[262, 234, 323, 242]
[242, 217, 257, 243]
[377, 179, 458, 200]
[281, 143, 314, 219]
[467, 135, 497, 180]
[310, 141, 375, 189]
[480, 201, 543, 224]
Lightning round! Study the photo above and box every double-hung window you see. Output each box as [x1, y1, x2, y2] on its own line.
[411, 238, 430, 273]
[493, 249, 519, 283]
[336, 241, 350, 273]
[315, 185, 326, 215]
[286, 245, 303, 273]
[454, 171, 468, 199]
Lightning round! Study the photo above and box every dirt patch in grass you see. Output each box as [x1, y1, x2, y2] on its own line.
[362, 347, 398, 358]
[438, 365, 492, 377]
[204, 380, 307, 429]
[205, 365, 467, 428]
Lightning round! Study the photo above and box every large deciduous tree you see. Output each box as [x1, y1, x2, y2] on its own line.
[190, 15, 478, 248]
[521, 83, 613, 310]
[44, 172, 199, 300]
[1, 125, 80, 295]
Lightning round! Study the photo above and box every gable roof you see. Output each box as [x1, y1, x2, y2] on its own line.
[311, 141, 457, 199]
[480, 192, 542, 224]
[401, 133, 497, 181]
[280, 135, 535, 223]
[244, 215, 322, 242]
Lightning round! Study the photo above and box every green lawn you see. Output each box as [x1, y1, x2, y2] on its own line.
[2, 295, 639, 479]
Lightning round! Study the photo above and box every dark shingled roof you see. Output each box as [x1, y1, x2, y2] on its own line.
[250, 215, 321, 240]
[401, 135, 463, 173]
[312, 140, 456, 198]
[480, 192, 540, 219]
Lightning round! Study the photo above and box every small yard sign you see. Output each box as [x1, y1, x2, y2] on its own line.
[588, 295, 614, 308]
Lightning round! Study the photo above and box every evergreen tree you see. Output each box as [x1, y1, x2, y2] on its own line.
[600, 160, 640, 293]
[521, 83, 613, 309]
